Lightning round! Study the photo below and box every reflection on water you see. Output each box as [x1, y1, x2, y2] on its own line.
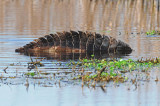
[0, 0, 160, 59]
[0, 0, 160, 105]
[23, 51, 131, 60]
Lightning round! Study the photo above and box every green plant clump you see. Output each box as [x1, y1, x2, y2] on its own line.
[146, 30, 160, 35]
[25, 72, 35, 77]
[68, 57, 160, 82]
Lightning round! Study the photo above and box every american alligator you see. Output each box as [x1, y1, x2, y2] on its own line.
[15, 31, 132, 55]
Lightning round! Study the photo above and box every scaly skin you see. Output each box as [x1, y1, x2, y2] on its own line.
[15, 31, 132, 54]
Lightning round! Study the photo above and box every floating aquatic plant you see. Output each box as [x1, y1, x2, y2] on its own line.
[25, 72, 35, 77]
[67, 56, 160, 83]
[146, 30, 160, 35]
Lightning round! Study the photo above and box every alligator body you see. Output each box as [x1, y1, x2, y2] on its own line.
[15, 31, 132, 55]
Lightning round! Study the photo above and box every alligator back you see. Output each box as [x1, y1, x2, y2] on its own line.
[15, 31, 132, 54]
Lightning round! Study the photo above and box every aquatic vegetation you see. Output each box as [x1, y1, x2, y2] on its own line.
[27, 56, 45, 72]
[28, 58, 44, 67]
[1, 55, 159, 88]
[25, 72, 35, 77]
[146, 30, 160, 35]
[67, 56, 160, 84]
[137, 57, 160, 64]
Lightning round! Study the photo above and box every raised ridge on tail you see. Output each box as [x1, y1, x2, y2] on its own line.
[15, 31, 132, 54]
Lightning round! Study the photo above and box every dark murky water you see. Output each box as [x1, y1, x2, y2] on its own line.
[0, 0, 160, 105]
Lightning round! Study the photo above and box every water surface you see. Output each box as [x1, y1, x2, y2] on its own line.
[0, 0, 160, 106]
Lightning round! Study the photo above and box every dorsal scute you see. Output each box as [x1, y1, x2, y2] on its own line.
[70, 30, 79, 40]
[44, 35, 54, 46]
[23, 44, 31, 49]
[29, 42, 37, 48]
[101, 35, 110, 51]
[25, 43, 33, 49]
[44, 35, 53, 42]
[94, 33, 103, 51]
[86, 32, 95, 52]
[70, 30, 80, 48]
[37, 37, 48, 46]
[50, 34, 60, 46]
[65, 31, 72, 39]
[70, 30, 79, 36]
[56, 32, 66, 47]
[56, 32, 66, 40]
[78, 31, 83, 38]
[79, 31, 87, 39]
[65, 31, 73, 48]
[79, 31, 88, 49]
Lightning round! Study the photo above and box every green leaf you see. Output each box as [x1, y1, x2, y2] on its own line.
[30, 72, 35, 77]
[91, 54, 94, 57]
